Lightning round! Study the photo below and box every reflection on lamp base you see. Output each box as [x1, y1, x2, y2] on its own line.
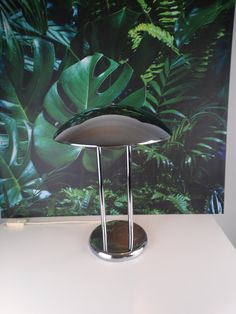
[89, 220, 147, 262]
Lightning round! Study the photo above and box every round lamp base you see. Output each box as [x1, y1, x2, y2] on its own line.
[89, 220, 147, 261]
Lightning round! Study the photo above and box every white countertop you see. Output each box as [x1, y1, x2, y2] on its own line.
[0, 215, 236, 314]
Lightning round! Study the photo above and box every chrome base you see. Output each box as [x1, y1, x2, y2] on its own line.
[89, 220, 147, 261]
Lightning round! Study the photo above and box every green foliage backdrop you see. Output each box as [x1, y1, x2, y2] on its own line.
[0, 0, 234, 217]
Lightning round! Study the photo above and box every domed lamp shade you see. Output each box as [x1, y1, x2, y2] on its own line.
[54, 105, 171, 261]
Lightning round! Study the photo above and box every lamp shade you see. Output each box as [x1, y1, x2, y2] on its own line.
[54, 105, 171, 147]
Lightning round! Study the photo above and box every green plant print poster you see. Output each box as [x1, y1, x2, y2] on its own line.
[0, 0, 235, 218]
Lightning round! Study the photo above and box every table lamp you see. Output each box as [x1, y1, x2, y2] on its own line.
[54, 105, 171, 261]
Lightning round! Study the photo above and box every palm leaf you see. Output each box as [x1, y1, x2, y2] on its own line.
[146, 56, 194, 125]
[46, 20, 76, 47]
[136, 145, 173, 168]
[20, 0, 48, 34]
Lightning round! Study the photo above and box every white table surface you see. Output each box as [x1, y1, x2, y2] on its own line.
[0, 215, 236, 314]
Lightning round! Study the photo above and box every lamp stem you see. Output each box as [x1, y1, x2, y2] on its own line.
[96, 146, 108, 252]
[126, 145, 134, 251]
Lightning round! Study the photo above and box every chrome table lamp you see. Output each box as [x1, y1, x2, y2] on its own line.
[54, 105, 171, 261]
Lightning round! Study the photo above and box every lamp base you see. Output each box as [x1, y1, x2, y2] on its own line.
[89, 220, 147, 261]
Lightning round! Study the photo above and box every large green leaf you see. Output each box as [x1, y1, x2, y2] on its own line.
[24, 38, 55, 118]
[33, 113, 81, 169]
[43, 53, 133, 125]
[118, 87, 146, 108]
[0, 113, 41, 207]
[0, 37, 55, 121]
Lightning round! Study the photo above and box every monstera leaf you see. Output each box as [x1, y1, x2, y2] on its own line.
[35, 53, 146, 171]
[0, 113, 41, 207]
[43, 53, 133, 124]
[33, 113, 81, 169]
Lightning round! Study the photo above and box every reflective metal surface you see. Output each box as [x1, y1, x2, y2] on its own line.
[126, 145, 134, 251]
[53, 105, 171, 262]
[54, 105, 171, 147]
[94, 145, 140, 261]
[96, 146, 107, 252]
[89, 220, 147, 261]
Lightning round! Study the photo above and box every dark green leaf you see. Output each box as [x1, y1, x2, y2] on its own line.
[0, 113, 40, 206]
[71, 8, 140, 61]
[24, 38, 55, 117]
[118, 88, 146, 108]
[20, 0, 48, 34]
[1, 12, 24, 89]
[33, 113, 81, 168]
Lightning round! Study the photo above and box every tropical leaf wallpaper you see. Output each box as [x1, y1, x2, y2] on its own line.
[0, 0, 235, 218]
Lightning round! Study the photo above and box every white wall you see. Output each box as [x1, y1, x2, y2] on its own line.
[215, 10, 236, 247]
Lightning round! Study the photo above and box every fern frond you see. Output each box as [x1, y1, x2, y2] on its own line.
[148, 56, 191, 104]
[136, 145, 173, 168]
[141, 52, 165, 84]
[167, 194, 190, 213]
[137, 0, 151, 14]
[152, 190, 191, 214]
[146, 56, 194, 124]
[193, 28, 226, 78]
[80, 190, 92, 211]
[154, 0, 186, 33]
[128, 23, 179, 55]
[167, 119, 191, 144]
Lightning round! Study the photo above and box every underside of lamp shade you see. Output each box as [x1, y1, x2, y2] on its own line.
[54, 105, 171, 147]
